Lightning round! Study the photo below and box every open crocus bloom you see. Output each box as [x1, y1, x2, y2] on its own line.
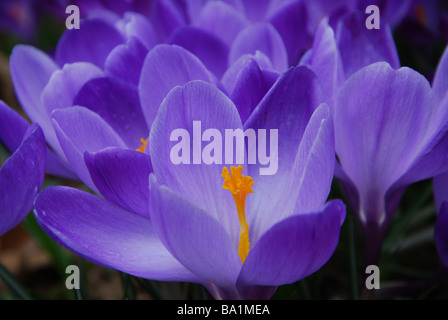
[34, 67, 345, 299]
[0, 101, 46, 236]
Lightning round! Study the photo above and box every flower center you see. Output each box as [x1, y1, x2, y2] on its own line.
[221, 165, 254, 264]
[136, 137, 148, 153]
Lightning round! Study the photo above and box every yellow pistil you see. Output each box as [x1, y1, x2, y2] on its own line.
[221, 165, 254, 264]
[136, 137, 148, 153]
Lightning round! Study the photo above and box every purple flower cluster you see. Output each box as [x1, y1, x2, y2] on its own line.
[0, 0, 448, 299]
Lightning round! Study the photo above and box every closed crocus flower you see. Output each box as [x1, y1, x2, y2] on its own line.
[34, 67, 346, 300]
[333, 54, 448, 266]
[430, 45, 448, 269]
[0, 101, 46, 237]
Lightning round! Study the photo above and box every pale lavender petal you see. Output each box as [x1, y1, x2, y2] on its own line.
[268, 0, 309, 66]
[242, 0, 271, 22]
[41, 62, 103, 118]
[433, 46, 448, 106]
[85, 147, 152, 218]
[149, 0, 187, 42]
[149, 177, 241, 288]
[52, 106, 127, 190]
[303, 18, 344, 111]
[292, 104, 335, 214]
[55, 18, 124, 68]
[430, 46, 448, 133]
[336, 11, 400, 79]
[34, 186, 200, 282]
[74, 76, 148, 149]
[9, 45, 58, 131]
[0, 124, 46, 236]
[302, 0, 355, 31]
[104, 37, 148, 86]
[229, 22, 288, 73]
[196, 1, 248, 46]
[392, 123, 448, 191]
[40, 61, 103, 159]
[168, 26, 229, 78]
[244, 66, 324, 243]
[149, 80, 242, 245]
[236, 200, 345, 295]
[122, 12, 158, 50]
[360, 0, 414, 28]
[335, 62, 432, 223]
[139, 44, 214, 128]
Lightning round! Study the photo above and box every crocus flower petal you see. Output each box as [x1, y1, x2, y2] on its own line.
[52, 106, 127, 190]
[104, 37, 148, 86]
[55, 18, 124, 68]
[236, 200, 346, 295]
[149, 0, 187, 42]
[268, 0, 309, 66]
[292, 104, 335, 214]
[85, 147, 152, 218]
[244, 66, 324, 242]
[0, 124, 46, 236]
[229, 58, 278, 124]
[229, 22, 288, 73]
[430, 46, 448, 134]
[149, 177, 241, 288]
[433, 46, 448, 107]
[392, 123, 448, 191]
[139, 44, 214, 128]
[362, 0, 414, 28]
[41, 62, 103, 118]
[168, 26, 229, 79]
[221, 51, 275, 94]
[335, 11, 400, 79]
[196, 1, 248, 46]
[34, 186, 200, 282]
[9, 44, 58, 128]
[242, 0, 271, 22]
[149, 80, 241, 243]
[434, 202, 448, 267]
[74, 76, 148, 149]
[0, 100, 29, 153]
[40, 61, 101, 159]
[122, 12, 158, 50]
[0, 100, 76, 180]
[302, 18, 344, 110]
[335, 62, 433, 224]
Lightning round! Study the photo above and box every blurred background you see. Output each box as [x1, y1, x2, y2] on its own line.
[0, 0, 448, 300]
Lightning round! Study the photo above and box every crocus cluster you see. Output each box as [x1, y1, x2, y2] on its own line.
[0, 0, 447, 300]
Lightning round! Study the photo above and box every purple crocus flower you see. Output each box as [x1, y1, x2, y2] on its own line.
[1, 11, 158, 181]
[431, 45, 448, 269]
[34, 67, 346, 299]
[0, 101, 46, 237]
[331, 40, 448, 265]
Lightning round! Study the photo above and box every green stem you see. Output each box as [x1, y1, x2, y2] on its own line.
[0, 261, 32, 300]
